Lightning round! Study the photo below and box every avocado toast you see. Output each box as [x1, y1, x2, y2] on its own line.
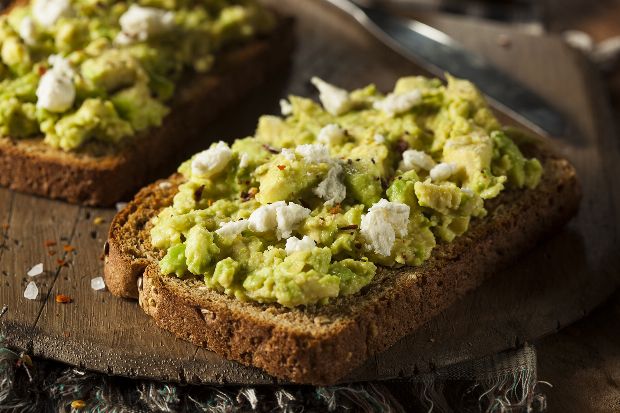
[104, 76, 580, 384]
[0, 0, 293, 205]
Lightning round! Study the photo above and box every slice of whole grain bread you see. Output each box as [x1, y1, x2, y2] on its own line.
[104, 141, 580, 385]
[0, 18, 294, 206]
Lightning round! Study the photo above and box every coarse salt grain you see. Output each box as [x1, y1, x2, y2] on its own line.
[91, 276, 106, 291]
[27, 263, 43, 277]
[24, 281, 38, 300]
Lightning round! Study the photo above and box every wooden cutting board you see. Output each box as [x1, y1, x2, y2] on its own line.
[1, 0, 619, 384]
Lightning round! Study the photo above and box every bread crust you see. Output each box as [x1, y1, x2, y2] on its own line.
[0, 19, 294, 206]
[105, 143, 581, 384]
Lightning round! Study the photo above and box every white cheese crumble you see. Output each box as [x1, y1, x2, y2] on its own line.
[313, 163, 346, 206]
[373, 90, 422, 116]
[19, 17, 37, 46]
[32, 0, 72, 28]
[360, 199, 410, 256]
[311, 77, 352, 116]
[317, 124, 346, 146]
[238, 153, 249, 168]
[279, 98, 293, 116]
[36, 55, 75, 113]
[191, 141, 232, 178]
[374, 134, 386, 144]
[27, 263, 43, 277]
[248, 201, 310, 239]
[24, 281, 39, 300]
[117, 4, 175, 44]
[295, 144, 331, 164]
[248, 202, 281, 233]
[273, 202, 311, 239]
[285, 235, 316, 255]
[430, 162, 458, 182]
[400, 149, 436, 172]
[91, 276, 106, 291]
[215, 219, 249, 239]
[281, 148, 296, 161]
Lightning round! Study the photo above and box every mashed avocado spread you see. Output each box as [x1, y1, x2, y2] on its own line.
[0, 0, 274, 150]
[150, 75, 543, 308]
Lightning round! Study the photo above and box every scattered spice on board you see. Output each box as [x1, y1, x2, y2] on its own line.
[63, 245, 75, 253]
[55, 294, 72, 304]
[56, 259, 68, 267]
[93, 217, 105, 225]
[44, 240, 57, 247]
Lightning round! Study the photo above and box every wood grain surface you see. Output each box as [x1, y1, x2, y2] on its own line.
[1, 0, 619, 385]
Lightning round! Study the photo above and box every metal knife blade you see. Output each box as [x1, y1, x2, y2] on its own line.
[325, 0, 568, 138]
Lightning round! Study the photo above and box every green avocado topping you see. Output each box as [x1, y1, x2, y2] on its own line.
[151, 75, 543, 308]
[0, 0, 274, 150]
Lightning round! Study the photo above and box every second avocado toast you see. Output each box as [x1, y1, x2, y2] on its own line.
[0, 0, 293, 205]
[105, 75, 580, 384]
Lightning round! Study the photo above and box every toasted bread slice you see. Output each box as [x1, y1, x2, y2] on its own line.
[0, 19, 294, 206]
[104, 142, 580, 385]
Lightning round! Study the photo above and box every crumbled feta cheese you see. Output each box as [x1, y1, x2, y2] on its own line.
[248, 201, 309, 238]
[374, 134, 386, 144]
[238, 153, 249, 168]
[311, 77, 352, 116]
[24, 281, 38, 300]
[216, 219, 249, 239]
[285, 235, 316, 255]
[36, 55, 75, 113]
[360, 199, 410, 256]
[295, 144, 331, 164]
[32, 0, 72, 28]
[115, 202, 128, 212]
[191, 141, 232, 178]
[281, 148, 296, 161]
[430, 162, 458, 182]
[401, 149, 436, 172]
[373, 90, 422, 116]
[158, 181, 172, 190]
[317, 124, 346, 146]
[313, 163, 346, 206]
[19, 17, 37, 46]
[117, 4, 174, 44]
[91, 276, 106, 291]
[248, 202, 282, 233]
[562, 30, 593, 53]
[279, 99, 293, 116]
[27, 263, 43, 277]
[274, 202, 311, 239]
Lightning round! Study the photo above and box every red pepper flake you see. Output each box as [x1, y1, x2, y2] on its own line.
[47, 250, 57, 256]
[277, 165, 286, 170]
[37, 66, 47, 76]
[56, 259, 67, 267]
[44, 240, 57, 247]
[55, 294, 72, 304]
[63, 245, 75, 253]
[63, 331, 71, 338]
[1, 223, 8, 231]
[329, 204, 342, 214]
